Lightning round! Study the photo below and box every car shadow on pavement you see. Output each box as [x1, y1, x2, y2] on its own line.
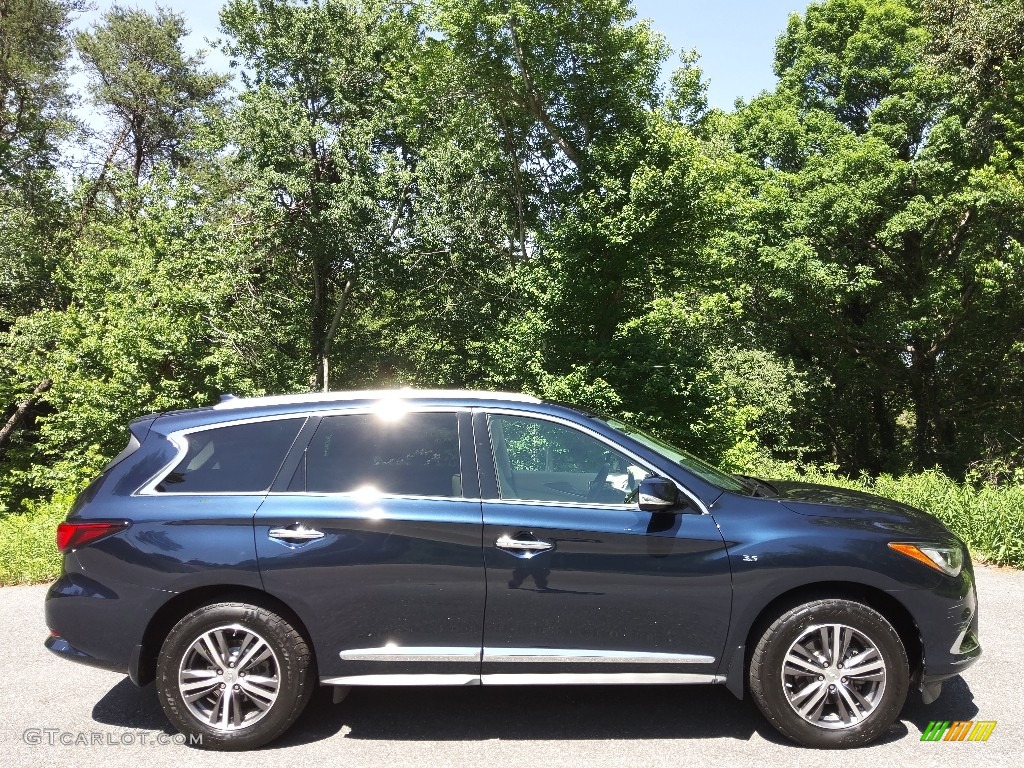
[897, 676, 979, 734]
[90, 676, 979, 749]
[287, 675, 980, 747]
[275, 685, 783, 747]
[91, 678, 176, 733]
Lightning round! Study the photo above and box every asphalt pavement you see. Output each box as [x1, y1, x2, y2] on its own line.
[2, 564, 1020, 768]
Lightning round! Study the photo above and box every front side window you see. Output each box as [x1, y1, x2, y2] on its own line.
[294, 412, 462, 497]
[487, 414, 652, 504]
[157, 418, 304, 493]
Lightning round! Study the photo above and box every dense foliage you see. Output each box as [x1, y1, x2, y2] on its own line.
[1, 0, 1022, 576]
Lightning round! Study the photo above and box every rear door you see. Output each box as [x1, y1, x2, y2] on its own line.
[254, 408, 485, 683]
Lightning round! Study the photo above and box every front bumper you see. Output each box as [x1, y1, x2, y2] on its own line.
[892, 562, 981, 701]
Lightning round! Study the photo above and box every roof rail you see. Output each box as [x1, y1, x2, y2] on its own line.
[212, 388, 541, 409]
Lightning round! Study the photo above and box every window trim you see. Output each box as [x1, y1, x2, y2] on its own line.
[135, 414, 309, 496]
[476, 408, 709, 515]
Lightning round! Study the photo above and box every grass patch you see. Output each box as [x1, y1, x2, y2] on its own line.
[0, 496, 68, 586]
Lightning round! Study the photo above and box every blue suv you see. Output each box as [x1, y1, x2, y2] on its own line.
[45, 390, 981, 750]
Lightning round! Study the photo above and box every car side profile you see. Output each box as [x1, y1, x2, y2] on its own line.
[45, 390, 980, 750]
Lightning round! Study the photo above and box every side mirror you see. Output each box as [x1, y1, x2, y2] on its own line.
[635, 476, 680, 512]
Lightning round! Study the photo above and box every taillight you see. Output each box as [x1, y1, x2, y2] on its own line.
[56, 521, 129, 552]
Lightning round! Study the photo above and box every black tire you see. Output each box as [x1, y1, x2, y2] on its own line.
[749, 599, 909, 748]
[156, 602, 315, 750]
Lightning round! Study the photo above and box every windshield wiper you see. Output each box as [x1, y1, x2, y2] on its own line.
[732, 474, 779, 498]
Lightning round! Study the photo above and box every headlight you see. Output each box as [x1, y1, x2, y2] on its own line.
[888, 542, 963, 577]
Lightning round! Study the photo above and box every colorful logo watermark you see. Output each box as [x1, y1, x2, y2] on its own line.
[921, 720, 997, 742]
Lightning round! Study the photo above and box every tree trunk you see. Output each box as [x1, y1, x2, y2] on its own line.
[0, 379, 52, 451]
[908, 343, 940, 470]
[872, 388, 897, 472]
[321, 278, 354, 392]
[507, 18, 585, 171]
[310, 261, 327, 391]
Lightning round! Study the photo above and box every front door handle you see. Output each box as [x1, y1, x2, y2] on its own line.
[268, 524, 325, 543]
[496, 534, 554, 553]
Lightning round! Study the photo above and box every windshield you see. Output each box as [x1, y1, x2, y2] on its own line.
[602, 417, 747, 493]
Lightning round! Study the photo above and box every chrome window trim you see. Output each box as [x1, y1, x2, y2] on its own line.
[483, 498, 671, 512]
[138, 407, 465, 498]
[271, 492, 480, 503]
[137, 403, 710, 515]
[481, 407, 710, 515]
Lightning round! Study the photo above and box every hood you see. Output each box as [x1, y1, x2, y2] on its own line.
[766, 479, 954, 538]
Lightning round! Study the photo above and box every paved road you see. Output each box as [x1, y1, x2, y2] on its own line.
[1, 565, 1020, 768]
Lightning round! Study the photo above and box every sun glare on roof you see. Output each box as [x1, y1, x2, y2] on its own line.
[371, 395, 411, 422]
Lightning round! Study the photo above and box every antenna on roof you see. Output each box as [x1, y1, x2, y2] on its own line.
[218, 393, 238, 403]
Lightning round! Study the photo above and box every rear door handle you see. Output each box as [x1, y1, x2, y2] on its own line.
[496, 534, 553, 553]
[268, 524, 325, 543]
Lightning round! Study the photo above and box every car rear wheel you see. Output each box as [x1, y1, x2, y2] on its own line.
[156, 602, 315, 750]
[749, 598, 909, 748]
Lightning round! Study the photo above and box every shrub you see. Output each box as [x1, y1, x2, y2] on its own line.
[0, 494, 68, 585]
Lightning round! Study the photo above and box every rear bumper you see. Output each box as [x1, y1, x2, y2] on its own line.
[44, 634, 128, 675]
[44, 570, 158, 683]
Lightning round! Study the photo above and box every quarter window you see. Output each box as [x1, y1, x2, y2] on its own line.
[157, 418, 304, 493]
[294, 412, 462, 497]
[487, 414, 652, 504]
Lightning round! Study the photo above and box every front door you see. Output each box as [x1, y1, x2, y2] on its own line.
[477, 411, 732, 682]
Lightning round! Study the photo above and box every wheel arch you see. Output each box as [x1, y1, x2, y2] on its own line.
[132, 585, 316, 687]
[724, 581, 922, 699]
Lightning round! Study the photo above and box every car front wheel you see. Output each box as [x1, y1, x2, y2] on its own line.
[749, 598, 909, 748]
[156, 602, 315, 750]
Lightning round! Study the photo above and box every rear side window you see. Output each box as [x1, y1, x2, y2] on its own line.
[292, 412, 461, 497]
[157, 418, 304, 493]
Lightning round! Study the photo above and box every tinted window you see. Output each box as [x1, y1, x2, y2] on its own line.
[487, 414, 651, 504]
[157, 418, 304, 493]
[297, 412, 462, 497]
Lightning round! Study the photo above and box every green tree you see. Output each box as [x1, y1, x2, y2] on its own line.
[221, 0, 527, 390]
[0, 0, 77, 178]
[3, 5, 238, 501]
[1, 164, 290, 503]
[728, 0, 1024, 474]
[433, 0, 800, 464]
[0, 0, 77, 324]
[220, 0, 424, 389]
[435, 0, 667, 179]
[75, 5, 228, 182]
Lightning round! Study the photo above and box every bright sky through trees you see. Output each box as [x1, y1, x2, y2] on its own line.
[70, 0, 808, 110]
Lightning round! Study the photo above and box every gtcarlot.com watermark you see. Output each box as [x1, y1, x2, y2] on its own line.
[23, 728, 201, 747]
